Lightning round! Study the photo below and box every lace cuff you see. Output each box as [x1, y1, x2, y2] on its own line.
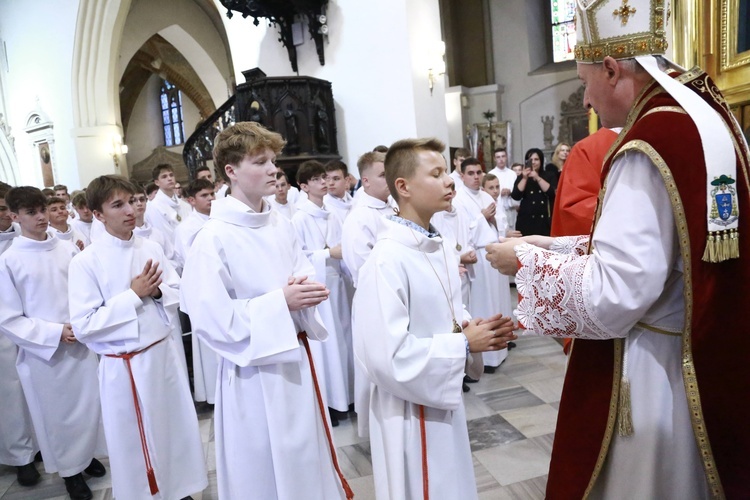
[513, 243, 616, 339]
[548, 235, 590, 256]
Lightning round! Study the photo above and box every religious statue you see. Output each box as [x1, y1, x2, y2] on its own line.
[315, 107, 330, 153]
[284, 106, 300, 154]
[542, 115, 555, 149]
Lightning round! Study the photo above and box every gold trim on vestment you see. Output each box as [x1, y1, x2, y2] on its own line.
[615, 140, 725, 498]
[581, 339, 623, 498]
[641, 106, 687, 117]
[635, 321, 682, 336]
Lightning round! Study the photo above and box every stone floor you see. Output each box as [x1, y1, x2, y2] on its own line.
[0, 333, 567, 500]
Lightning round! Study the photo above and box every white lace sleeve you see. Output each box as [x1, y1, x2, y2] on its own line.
[549, 235, 590, 256]
[514, 243, 618, 339]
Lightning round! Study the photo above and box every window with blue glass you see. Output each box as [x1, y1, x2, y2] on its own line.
[160, 80, 185, 146]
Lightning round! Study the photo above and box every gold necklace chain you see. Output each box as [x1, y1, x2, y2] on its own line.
[408, 227, 462, 333]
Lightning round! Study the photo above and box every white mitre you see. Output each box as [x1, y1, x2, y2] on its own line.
[575, 0, 742, 262]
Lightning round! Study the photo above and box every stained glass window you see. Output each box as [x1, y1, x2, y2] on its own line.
[551, 0, 577, 63]
[159, 80, 185, 146]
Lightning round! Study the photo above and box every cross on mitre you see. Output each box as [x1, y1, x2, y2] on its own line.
[613, 0, 637, 25]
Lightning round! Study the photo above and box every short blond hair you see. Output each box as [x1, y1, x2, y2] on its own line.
[384, 138, 445, 202]
[212, 122, 286, 183]
[356, 151, 386, 177]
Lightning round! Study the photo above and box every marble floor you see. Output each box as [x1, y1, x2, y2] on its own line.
[0, 334, 568, 500]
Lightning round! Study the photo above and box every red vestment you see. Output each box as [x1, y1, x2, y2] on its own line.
[546, 70, 750, 499]
[551, 128, 618, 355]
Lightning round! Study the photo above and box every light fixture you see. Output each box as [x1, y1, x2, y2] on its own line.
[428, 41, 446, 96]
[111, 134, 129, 169]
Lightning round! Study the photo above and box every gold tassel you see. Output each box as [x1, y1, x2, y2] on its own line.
[702, 232, 715, 262]
[617, 377, 634, 436]
[730, 229, 740, 259]
[703, 230, 740, 263]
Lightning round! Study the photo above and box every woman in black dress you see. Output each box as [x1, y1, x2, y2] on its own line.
[511, 148, 555, 236]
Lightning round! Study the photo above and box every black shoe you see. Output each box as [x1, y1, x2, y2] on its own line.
[84, 458, 106, 477]
[63, 473, 93, 500]
[348, 403, 355, 413]
[463, 375, 479, 384]
[483, 365, 496, 374]
[16, 462, 40, 486]
[507, 341, 517, 350]
[34, 451, 43, 462]
[328, 408, 340, 427]
[462, 383, 470, 393]
[329, 407, 349, 421]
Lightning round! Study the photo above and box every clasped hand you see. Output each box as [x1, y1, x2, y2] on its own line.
[284, 275, 330, 311]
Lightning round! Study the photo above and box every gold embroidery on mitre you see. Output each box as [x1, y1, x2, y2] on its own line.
[613, 0, 637, 25]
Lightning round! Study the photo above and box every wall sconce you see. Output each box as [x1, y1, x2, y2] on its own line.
[111, 135, 129, 169]
[428, 41, 446, 96]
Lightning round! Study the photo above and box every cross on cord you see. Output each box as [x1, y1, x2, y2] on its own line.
[613, 0, 637, 25]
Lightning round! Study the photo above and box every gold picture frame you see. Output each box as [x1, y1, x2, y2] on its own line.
[720, 0, 750, 71]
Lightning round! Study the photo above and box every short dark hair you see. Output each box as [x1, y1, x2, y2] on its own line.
[151, 164, 173, 181]
[296, 160, 326, 186]
[276, 171, 289, 182]
[145, 183, 159, 196]
[86, 175, 137, 212]
[372, 145, 389, 153]
[213, 122, 286, 183]
[460, 157, 482, 173]
[482, 173, 498, 187]
[47, 196, 67, 206]
[384, 138, 445, 202]
[493, 147, 507, 155]
[195, 166, 211, 176]
[53, 184, 68, 193]
[42, 188, 55, 197]
[0, 182, 11, 199]
[185, 178, 215, 198]
[325, 160, 348, 177]
[6, 186, 47, 213]
[71, 191, 88, 208]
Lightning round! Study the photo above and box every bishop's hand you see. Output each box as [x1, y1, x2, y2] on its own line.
[485, 239, 524, 275]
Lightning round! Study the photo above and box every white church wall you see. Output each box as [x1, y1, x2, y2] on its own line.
[218, 0, 448, 173]
[488, 0, 578, 163]
[0, 0, 80, 188]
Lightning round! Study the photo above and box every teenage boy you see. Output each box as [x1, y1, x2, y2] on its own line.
[47, 196, 87, 250]
[180, 122, 352, 499]
[68, 175, 207, 500]
[323, 160, 353, 225]
[449, 147, 470, 188]
[268, 171, 297, 220]
[453, 158, 519, 373]
[482, 173, 501, 202]
[341, 151, 395, 287]
[353, 138, 516, 499]
[0, 186, 106, 500]
[174, 178, 218, 405]
[70, 191, 94, 244]
[132, 187, 180, 273]
[195, 165, 213, 181]
[293, 160, 353, 425]
[0, 183, 40, 488]
[53, 184, 74, 218]
[145, 164, 190, 242]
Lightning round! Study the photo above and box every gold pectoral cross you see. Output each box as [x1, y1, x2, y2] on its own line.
[452, 318, 462, 333]
[613, 0, 636, 25]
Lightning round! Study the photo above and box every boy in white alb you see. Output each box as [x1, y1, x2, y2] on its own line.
[449, 147, 469, 189]
[180, 122, 352, 499]
[132, 187, 179, 272]
[453, 158, 519, 372]
[292, 160, 354, 426]
[341, 151, 395, 287]
[69, 176, 207, 500]
[174, 178, 219, 404]
[323, 160, 353, 225]
[0, 187, 107, 500]
[353, 139, 515, 499]
[70, 191, 94, 245]
[145, 164, 190, 243]
[47, 196, 86, 250]
[268, 171, 297, 219]
[0, 183, 40, 488]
